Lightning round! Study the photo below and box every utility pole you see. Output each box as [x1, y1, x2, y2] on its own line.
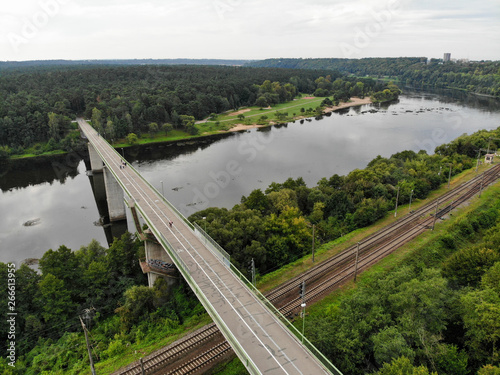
[311, 224, 315, 263]
[432, 199, 439, 231]
[79, 316, 96, 375]
[408, 189, 414, 213]
[394, 185, 400, 217]
[354, 242, 360, 282]
[479, 172, 485, 197]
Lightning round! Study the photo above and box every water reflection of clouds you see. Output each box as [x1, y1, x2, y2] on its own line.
[3, 95, 499, 262]
[0, 161, 108, 263]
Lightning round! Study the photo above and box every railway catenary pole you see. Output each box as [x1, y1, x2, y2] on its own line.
[300, 280, 306, 343]
[476, 149, 481, 173]
[312, 224, 315, 263]
[479, 172, 485, 197]
[447, 164, 452, 189]
[394, 185, 400, 217]
[409, 189, 414, 213]
[354, 242, 360, 282]
[432, 199, 439, 230]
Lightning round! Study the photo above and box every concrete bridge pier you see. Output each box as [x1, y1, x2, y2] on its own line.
[103, 166, 127, 221]
[88, 143, 104, 172]
[144, 239, 178, 288]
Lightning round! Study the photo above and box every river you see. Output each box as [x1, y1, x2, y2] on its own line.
[1, 89, 499, 264]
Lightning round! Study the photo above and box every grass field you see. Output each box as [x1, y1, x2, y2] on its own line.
[8, 95, 339, 159]
[210, 95, 325, 122]
[112, 129, 195, 148]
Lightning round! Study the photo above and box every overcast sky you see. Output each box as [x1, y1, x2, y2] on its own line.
[1, 0, 499, 62]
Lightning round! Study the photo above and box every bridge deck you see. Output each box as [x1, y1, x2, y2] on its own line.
[78, 119, 332, 375]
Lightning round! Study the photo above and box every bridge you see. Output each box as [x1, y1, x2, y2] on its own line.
[78, 118, 341, 375]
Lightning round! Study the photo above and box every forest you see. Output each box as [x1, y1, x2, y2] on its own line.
[305, 182, 500, 375]
[247, 57, 500, 98]
[0, 64, 385, 160]
[0, 233, 205, 374]
[0, 127, 499, 374]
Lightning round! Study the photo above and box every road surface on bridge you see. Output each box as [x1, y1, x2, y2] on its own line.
[78, 118, 332, 375]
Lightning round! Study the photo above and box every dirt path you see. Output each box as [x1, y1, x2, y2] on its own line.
[227, 108, 252, 116]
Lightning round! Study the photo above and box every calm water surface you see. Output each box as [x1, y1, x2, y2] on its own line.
[1, 90, 499, 263]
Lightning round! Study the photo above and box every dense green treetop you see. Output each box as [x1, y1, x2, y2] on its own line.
[0, 64, 385, 157]
[189, 127, 498, 276]
[247, 57, 500, 98]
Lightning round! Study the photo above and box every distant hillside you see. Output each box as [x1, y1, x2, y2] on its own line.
[245, 57, 425, 74]
[0, 58, 252, 70]
[246, 57, 500, 98]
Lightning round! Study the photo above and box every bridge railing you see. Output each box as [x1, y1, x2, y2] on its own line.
[191, 222, 342, 373]
[133, 202, 261, 375]
[81, 122, 341, 374]
[227, 259, 343, 375]
[193, 222, 230, 268]
[124, 162, 195, 230]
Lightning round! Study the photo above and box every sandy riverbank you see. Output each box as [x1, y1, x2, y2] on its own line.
[228, 96, 372, 132]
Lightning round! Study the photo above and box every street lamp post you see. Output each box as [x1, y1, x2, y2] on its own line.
[160, 180, 164, 197]
[202, 216, 207, 244]
[251, 258, 256, 286]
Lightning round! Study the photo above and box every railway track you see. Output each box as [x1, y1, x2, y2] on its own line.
[114, 164, 500, 375]
[267, 164, 500, 310]
[164, 342, 232, 375]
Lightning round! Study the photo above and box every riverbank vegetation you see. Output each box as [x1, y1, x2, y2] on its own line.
[218, 182, 500, 374]
[189, 127, 498, 277]
[300, 181, 500, 375]
[0, 127, 498, 374]
[0, 64, 388, 160]
[0, 233, 207, 374]
[371, 82, 401, 103]
[247, 57, 500, 98]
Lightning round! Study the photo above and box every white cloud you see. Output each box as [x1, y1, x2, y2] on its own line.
[0, 0, 498, 61]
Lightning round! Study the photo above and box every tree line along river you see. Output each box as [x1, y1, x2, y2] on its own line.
[1, 89, 499, 265]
